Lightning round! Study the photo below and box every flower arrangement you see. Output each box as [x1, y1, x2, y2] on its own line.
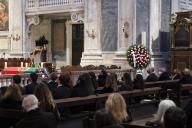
[127, 44, 151, 69]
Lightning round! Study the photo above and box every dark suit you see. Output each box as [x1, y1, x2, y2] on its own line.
[25, 82, 39, 94]
[53, 85, 71, 99]
[0, 98, 22, 109]
[47, 80, 58, 95]
[72, 83, 95, 97]
[99, 87, 113, 94]
[97, 74, 107, 87]
[16, 109, 57, 128]
[158, 72, 171, 81]
[179, 74, 192, 84]
[145, 73, 158, 82]
[184, 100, 192, 128]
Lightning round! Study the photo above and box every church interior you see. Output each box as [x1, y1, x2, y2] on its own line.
[0, 0, 192, 128]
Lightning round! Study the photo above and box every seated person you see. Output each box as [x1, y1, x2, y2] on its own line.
[15, 95, 57, 128]
[118, 73, 133, 91]
[179, 68, 192, 84]
[95, 109, 124, 128]
[13, 75, 25, 94]
[145, 67, 158, 82]
[171, 69, 181, 80]
[25, 73, 39, 94]
[72, 73, 95, 97]
[53, 73, 72, 99]
[133, 74, 144, 90]
[47, 72, 58, 95]
[164, 107, 186, 128]
[89, 72, 98, 89]
[105, 93, 132, 123]
[34, 83, 60, 120]
[150, 99, 176, 124]
[100, 73, 118, 94]
[184, 100, 192, 128]
[97, 69, 108, 87]
[0, 85, 22, 109]
[158, 68, 171, 81]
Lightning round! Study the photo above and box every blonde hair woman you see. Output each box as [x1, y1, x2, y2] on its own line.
[105, 93, 130, 123]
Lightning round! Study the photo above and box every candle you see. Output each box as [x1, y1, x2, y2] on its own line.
[21, 62, 23, 68]
[4, 62, 7, 68]
[41, 62, 44, 68]
[25, 62, 28, 68]
[131, 51, 136, 68]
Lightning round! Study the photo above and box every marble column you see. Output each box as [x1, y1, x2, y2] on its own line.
[149, 0, 168, 69]
[65, 20, 72, 65]
[81, 0, 103, 66]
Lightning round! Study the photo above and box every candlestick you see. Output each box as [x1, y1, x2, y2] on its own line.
[4, 62, 7, 68]
[41, 62, 44, 68]
[25, 62, 28, 68]
[21, 62, 23, 68]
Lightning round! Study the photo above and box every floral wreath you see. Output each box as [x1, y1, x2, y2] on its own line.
[127, 44, 151, 69]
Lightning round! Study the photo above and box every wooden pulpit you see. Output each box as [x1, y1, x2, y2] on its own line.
[171, 11, 192, 71]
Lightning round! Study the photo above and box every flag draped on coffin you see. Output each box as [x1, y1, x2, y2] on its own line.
[1, 67, 25, 74]
[1, 67, 38, 74]
[22, 67, 38, 73]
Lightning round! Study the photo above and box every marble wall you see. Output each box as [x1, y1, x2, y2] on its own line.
[101, 0, 118, 51]
[136, 0, 150, 47]
[160, 0, 171, 52]
[0, 0, 23, 57]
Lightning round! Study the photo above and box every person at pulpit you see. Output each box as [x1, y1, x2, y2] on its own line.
[35, 36, 48, 63]
[41, 44, 47, 62]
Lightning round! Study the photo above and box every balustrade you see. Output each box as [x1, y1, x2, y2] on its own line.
[26, 0, 83, 9]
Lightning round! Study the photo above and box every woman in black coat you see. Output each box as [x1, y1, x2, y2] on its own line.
[72, 73, 95, 97]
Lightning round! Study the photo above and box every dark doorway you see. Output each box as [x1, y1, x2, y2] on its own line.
[72, 24, 84, 65]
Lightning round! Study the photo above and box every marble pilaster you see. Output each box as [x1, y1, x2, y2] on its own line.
[10, 0, 23, 55]
[65, 20, 72, 65]
[81, 0, 103, 66]
[113, 0, 135, 69]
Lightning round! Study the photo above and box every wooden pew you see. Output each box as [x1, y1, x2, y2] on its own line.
[122, 123, 151, 128]
[145, 79, 179, 88]
[55, 87, 161, 107]
[0, 108, 26, 128]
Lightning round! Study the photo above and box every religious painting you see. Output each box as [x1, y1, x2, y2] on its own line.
[0, 0, 8, 31]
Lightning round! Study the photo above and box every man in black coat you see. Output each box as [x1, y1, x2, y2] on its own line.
[16, 95, 57, 128]
[158, 68, 171, 81]
[47, 72, 58, 95]
[179, 68, 192, 84]
[25, 73, 39, 94]
[145, 67, 158, 82]
[53, 74, 71, 99]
